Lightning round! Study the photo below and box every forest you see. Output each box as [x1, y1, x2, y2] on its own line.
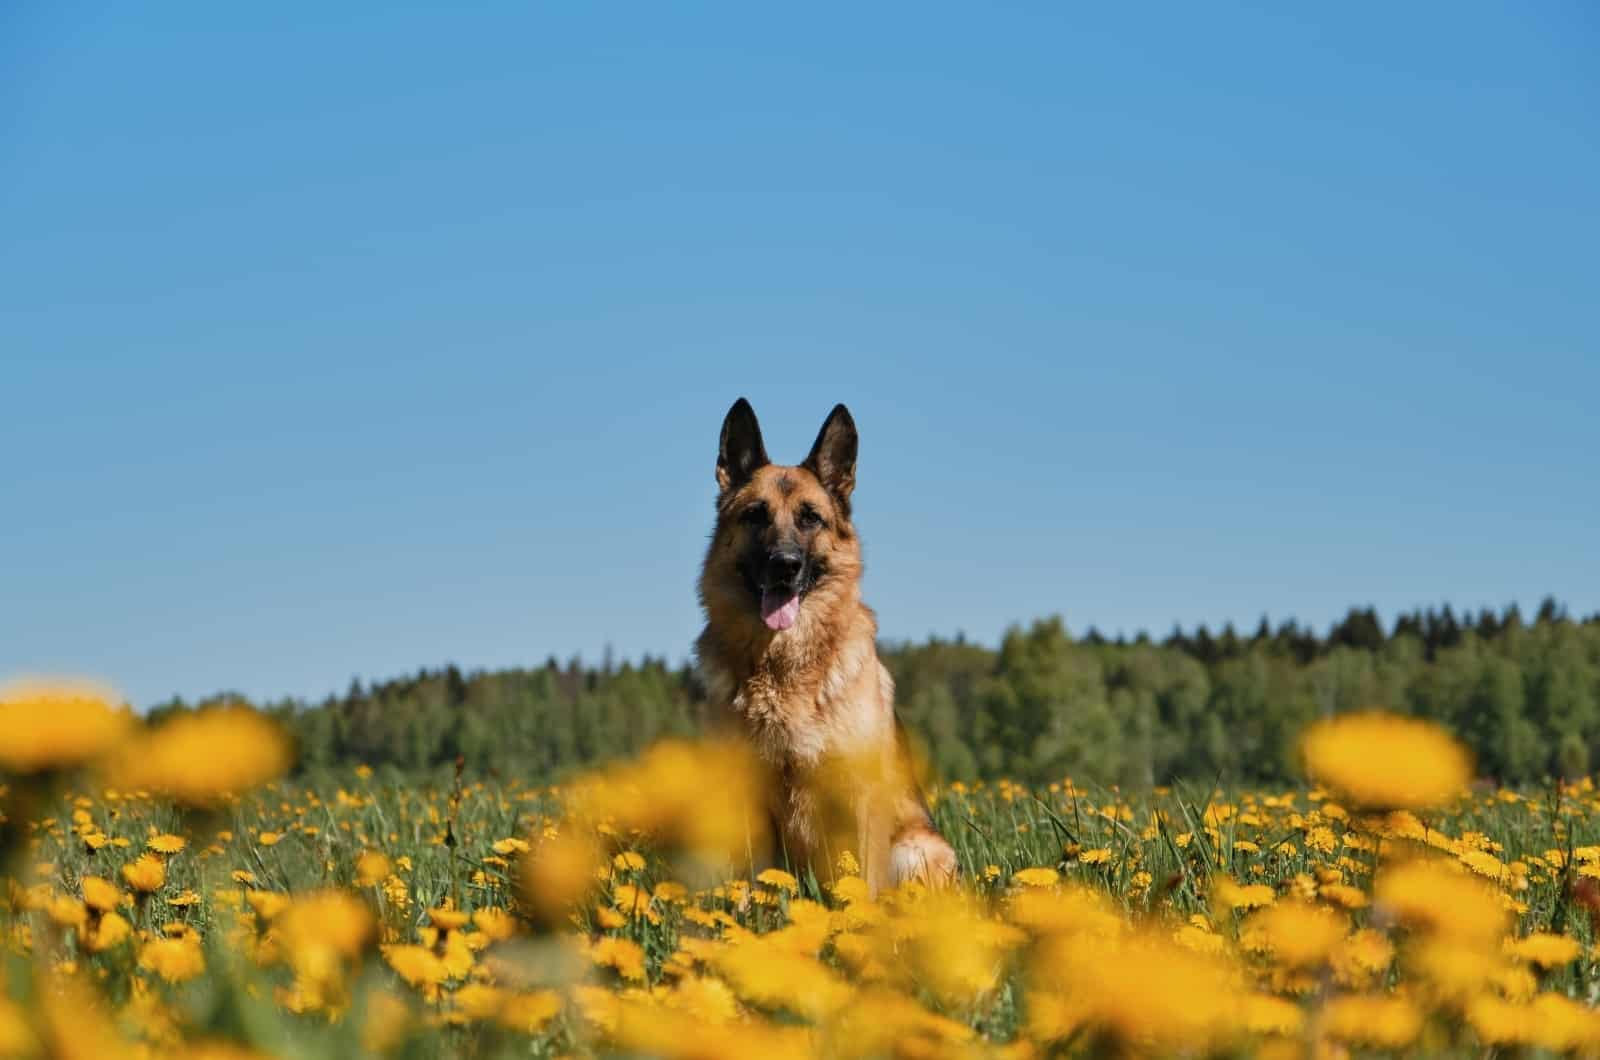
[153, 599, 1600, 788]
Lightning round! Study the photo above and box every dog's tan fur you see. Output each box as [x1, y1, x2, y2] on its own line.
[696, 399, 958, 894]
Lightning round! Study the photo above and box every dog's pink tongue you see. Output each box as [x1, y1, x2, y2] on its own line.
[761, 589, 800, 631]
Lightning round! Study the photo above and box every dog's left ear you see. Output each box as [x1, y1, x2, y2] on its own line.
[716, 397, 769, 494]
[803, 403, 858, 504]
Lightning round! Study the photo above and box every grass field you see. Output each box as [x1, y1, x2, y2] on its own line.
[5, 694, 1600, 1058]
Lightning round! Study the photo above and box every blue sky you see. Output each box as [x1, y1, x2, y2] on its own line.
[3, 2, 1596, 708]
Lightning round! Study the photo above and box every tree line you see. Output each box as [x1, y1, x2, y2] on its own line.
[152, 599, 1600, 788]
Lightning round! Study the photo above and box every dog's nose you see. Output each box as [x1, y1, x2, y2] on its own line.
[766, 551, 804, 584]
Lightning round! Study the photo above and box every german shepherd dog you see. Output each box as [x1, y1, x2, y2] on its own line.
[696, 398, 958, 893]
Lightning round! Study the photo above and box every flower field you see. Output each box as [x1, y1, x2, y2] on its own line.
[6, 684, 1600, 1057]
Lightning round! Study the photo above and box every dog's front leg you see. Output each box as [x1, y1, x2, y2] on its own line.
[855, 789, 892, 896]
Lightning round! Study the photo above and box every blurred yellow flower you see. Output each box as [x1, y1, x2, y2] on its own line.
[517, 831, 602, 926]
[1212, 876, 1275, 912]
[499, 990, 562, 1034]
[428, 907, 470, 931]
[1029, 929, 1244, 1051]
[280, 890, 375, 978]
[1322, 994, 1423, 1048]
[112, 706, 292, 806]
[1240, 901, 1347, 968]
[1375, 858, 1509, 945]
[355, 850, 392, 887]
[386, 944, 448, 989]
[0, 999, 38, 1057]
[1508, 932, 1581, 968]
[1302, 712, 1471, 810]
[85, 911, 131, 952]
[472, 907, 518, 942]
[1012, 867, 1059, 888]
[0, 680, 131, 773]
[139, 936, 206, 982]
[591, 937, 647, 982]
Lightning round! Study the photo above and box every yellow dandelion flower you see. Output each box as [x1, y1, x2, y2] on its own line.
[517, 832, 601, 926]
[613, 850, 646, 871]
[0, 679, 132, 773]
[428, 907, 469, 931]
[1241, 993, 1304, 1036]
[1322, 995, 1423, 1048]
[111, 706, 292, 806]
[47, 894, 87, 929]
[590, 936, 647, 982]
[257, 831, 283, 847]
[1301, 712, 1470, 810]
[121, 854, 166, 893]
[1212, 876, 1275, 912]
[85, 910, 131, 952]
[452, 983, 508, 1023]
[147, 834, 187, 855]
[653, 880, 689, 904]
[1375, 858, 1509, 945]
[167, 890, 202, 907]
[1029, 929, 1242, 1051]
[1319, 882, 1369, 910]
[1508, 932, 1582, 968]
[756, 868, 799, 893]
[1078, 847, 1113, 865]
[81, 876, 122, 912]
[491, 837, 530, 855]
[1305, 826, 1338, 855]
[355, 850, 391, 888]
[1240, 901, 1347, 968]
[1012, 867, 1060, 888]
[714, 940, 850, 1019]
[246, 891, 291, 921]
[499, 990, 562, 1034]
[139, 936, 206, 982]
[385, 944, 448, 989]
[472, 907, 517, 942]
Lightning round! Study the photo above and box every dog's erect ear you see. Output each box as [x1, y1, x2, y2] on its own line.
[803, 403, 858, 503]
[716, 397, 769, 493]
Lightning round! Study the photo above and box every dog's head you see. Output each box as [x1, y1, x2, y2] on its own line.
[701, 398, 862, 635]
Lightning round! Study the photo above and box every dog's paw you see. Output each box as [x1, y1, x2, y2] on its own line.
[890, 828, 960, 888]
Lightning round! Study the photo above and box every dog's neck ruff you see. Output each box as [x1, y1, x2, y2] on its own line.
[697, 595, 879, 768]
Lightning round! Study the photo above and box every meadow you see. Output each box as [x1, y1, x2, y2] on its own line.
[5, 688, 1600, 1058]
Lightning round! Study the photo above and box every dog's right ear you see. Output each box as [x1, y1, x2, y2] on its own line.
[716, 397, 769, 494]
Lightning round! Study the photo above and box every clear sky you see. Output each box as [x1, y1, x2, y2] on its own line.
[3, 2, 1596, 709]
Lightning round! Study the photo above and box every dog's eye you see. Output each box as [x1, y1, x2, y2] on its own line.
[797, 506, 826, 531]
[739, 504, 769, 527]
